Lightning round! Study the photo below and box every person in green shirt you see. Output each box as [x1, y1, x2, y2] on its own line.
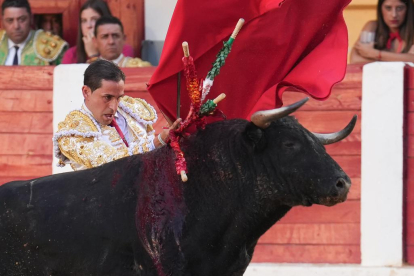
[0, 0, 68, 66]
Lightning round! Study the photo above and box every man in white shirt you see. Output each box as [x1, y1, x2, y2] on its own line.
[87, 16, 151, 67]
[0, 0, 67, 65]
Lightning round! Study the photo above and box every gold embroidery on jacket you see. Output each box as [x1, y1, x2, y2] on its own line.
[54, 97, 157, 171]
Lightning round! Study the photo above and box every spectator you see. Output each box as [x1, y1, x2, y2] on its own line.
[61, 0, 133, 64]
[37, 14, 62, 37]
[88, 16, 151, 67]
[350, 0, 414, 63]
[0, 0, 67, 65]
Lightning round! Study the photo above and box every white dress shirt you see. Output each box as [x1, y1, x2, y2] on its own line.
[82, 103, 131, 144]
[113, 111, 131, 143]
[5, 35, 31, 66]
[111, 53, 124, 65]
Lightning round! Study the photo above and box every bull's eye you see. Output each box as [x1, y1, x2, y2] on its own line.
[283, 142, 295, 148]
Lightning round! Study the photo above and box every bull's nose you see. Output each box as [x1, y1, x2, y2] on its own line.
[335, 178, 351, 194]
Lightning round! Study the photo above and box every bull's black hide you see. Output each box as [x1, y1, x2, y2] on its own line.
[0, 117, 351, 276]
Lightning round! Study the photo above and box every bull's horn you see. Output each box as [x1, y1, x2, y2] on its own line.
[251, 98, 309, 129]
[313, 115, 357, 145]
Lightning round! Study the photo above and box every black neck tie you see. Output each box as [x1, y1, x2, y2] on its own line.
[13, 45, 19, 65]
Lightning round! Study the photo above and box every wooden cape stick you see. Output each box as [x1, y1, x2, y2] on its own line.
[213, 93, 226, 104]
[231, 18, 245, 40]
[177, 71, 181, 119]
[179, 41, 191, 182]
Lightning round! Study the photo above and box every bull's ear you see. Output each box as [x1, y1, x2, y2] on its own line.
[244, 122, 267, 151]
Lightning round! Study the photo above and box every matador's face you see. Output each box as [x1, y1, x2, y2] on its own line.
[82, 79, 125, 125]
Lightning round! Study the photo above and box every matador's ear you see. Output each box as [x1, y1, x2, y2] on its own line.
[82, 85, 92, 99]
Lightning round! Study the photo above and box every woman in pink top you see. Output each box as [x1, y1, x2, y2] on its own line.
[62, 0, 133, 64]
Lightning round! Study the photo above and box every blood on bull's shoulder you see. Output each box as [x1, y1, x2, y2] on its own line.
[0, 99, 356, 276]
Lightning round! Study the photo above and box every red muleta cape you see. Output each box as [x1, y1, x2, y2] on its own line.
[148, 0, 351, 121]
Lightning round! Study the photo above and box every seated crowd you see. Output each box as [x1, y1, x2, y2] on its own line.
[3, 0, 414, 67]
[0, 0, 151, 67]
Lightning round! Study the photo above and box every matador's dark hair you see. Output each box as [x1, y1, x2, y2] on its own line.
[84, 59, 125, 92]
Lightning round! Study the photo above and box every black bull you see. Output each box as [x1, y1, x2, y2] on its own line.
[0, 100, 356, 276]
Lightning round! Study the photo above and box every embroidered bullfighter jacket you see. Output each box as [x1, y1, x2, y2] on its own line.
[53, 96, 157, 171]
